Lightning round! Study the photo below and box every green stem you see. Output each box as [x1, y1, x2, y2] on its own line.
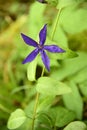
[41, 66, 45, 77]
[51, 8, 62, 40]
[51, 8, 63, 130]
[32, 67, 45, 130]
[32, 92, 40, 130]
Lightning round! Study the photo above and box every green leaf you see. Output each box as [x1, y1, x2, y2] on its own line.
[36, 77, 71, 95]
[37, 95, 55, 112]
[62, 81, 83, 119]
[57, 0, 76, 9]
[7, 109, 27, 129]
[14, 119, 32, 130]
[59, 3, 87, 34]
[51, 52, 87, 81]
[55, 107, 76, 127]
[70, 67, 87, 84]
[27, 57, 37, 81]
[28, 2, 46, 39]
[48, 106, 75, 127]
[79, 80, 87, 97]
[36, 112, 52, 129]
[48, 26, 68, 48]
[63, 121, 87, 130]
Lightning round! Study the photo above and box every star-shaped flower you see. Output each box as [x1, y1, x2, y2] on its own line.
[21, 24, 65, 71]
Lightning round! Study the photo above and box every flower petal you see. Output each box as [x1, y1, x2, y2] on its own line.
[39, 24, 47, 45]
[21, 33, 38, 47]
[22, 49, 39, 64]
[44, 45, 65, 53]
[40, 50, 50, 71]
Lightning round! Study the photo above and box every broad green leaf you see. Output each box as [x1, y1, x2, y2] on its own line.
[49, 106, 75, 127]
[51, 52, 87, 81]
[7, 109, 27, 129]
[44, 106, 75, 127]
[15, 118, 32, 130]
[36, 77, 71, 95]
[27, 57, 37, 81]
[59, 4, 87, 34]
[62, 81, 83, 119]
[79, 80, 87, 97]
[28, 2, 46, 39]
[37, 95, 55, 112]
[48, 26, 68, 48]
[36, 112, 52, 129]
[64, 121, 87, 130]
[57, 0, 84, 9]
[70, 66, 87, 83]
[55, 107, 76, 127]
[57, 0, 76, 9]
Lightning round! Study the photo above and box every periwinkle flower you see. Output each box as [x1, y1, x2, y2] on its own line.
[21, 24, 65, 71]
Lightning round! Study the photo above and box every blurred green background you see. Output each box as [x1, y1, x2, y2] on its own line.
[0, 0, 87, 130]
[0, 1, 34, 129]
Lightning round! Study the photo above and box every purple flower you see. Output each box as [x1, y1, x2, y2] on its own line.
[36, 0, 47, 3]
[21, 24, 65, 71]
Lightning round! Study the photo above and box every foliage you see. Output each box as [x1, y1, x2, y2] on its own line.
[0, 0, 87, 130]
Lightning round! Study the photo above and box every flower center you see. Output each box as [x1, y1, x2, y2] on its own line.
[38, 44, 43, 50]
